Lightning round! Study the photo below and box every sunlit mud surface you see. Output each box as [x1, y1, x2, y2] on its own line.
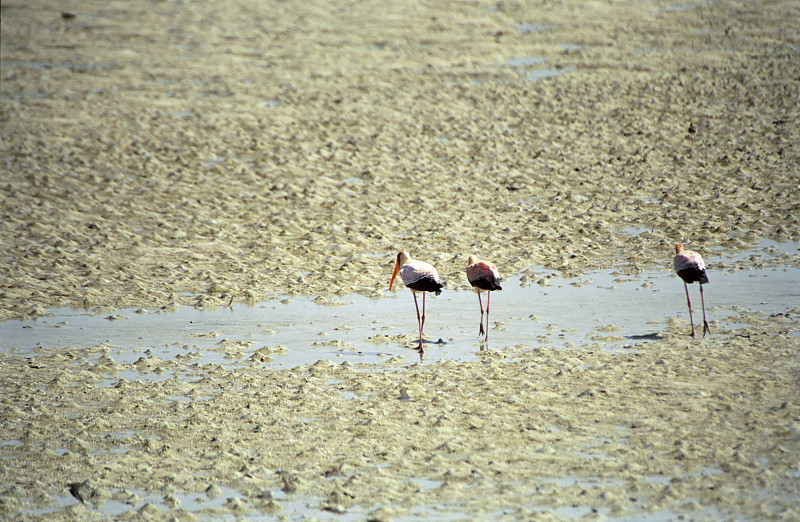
[2, 0, 799, 519]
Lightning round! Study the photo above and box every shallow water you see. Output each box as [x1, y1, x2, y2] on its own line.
[503, 56, 573, 82]
[28, 475, 749, 521]
[515, 23, 550, 34]
[1, 241, 797, 373]
[506, 56, 548, 67]
[526, 67, 575, 81]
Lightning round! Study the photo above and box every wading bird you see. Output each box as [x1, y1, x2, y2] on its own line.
[389, 251, 443, 353]
[466, 254, 502, 342]
[673, 243, 710, 337]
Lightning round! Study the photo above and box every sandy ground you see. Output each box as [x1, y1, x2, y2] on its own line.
[1, 0, 799, 519]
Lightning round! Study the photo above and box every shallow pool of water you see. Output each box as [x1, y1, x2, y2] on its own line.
[1, 241, 797, 371]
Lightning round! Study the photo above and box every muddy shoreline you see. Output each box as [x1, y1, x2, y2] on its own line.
[2, 0, 799, 519]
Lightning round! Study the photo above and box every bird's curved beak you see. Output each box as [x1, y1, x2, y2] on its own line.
[389, 261, 400, 290]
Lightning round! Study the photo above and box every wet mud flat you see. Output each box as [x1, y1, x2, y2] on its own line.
[2, 0, 800, 519]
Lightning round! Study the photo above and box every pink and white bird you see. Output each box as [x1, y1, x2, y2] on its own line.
[466, 254, 502, 343]
[389, 251, 443, 353]
[673, 243, 710, 337]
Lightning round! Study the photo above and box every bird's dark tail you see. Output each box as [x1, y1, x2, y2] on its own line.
[471, 276, 502, 291]
[408, 278, 444, 295]
[678, 267, 708, 285]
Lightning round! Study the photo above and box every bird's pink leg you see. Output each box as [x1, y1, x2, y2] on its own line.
[683, 281, 696, 337]
[477, 291, 485, 338]
[699, 283, 710, 337]
[485, 291, 491, 343]
[412, 291, 423, 350]
[419, 292, 427, 351]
